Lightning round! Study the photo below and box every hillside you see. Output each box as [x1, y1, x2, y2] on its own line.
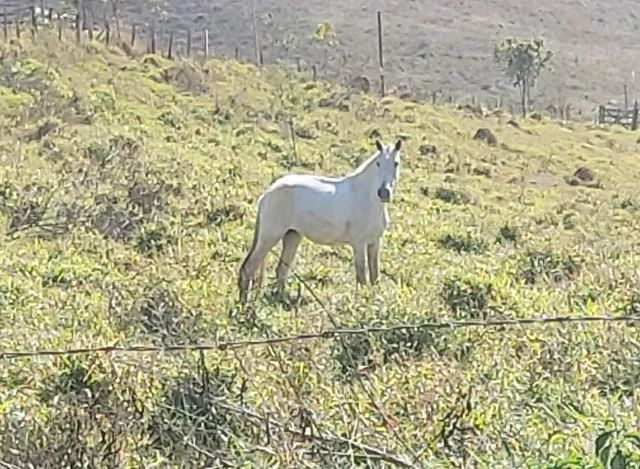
[2, 30, 640, 467]
[3, 0, 639, 118]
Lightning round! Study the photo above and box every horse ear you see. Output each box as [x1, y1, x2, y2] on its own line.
[375, 139, 383, 152]
[394, 139, 402, 152]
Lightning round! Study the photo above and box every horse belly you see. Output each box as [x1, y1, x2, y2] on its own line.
[291, 197, 351, 245]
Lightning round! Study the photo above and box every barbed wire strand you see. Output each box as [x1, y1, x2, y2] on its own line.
[287, 270, 426, 467]
[210, 397, 415, 467]
[2, 314, 638, 360]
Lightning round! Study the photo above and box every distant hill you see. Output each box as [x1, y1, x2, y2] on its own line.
[3, 0, 640, 117]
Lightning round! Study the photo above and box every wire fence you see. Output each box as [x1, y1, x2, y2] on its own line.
[3, 314, 639, 360]
[0, 1, 588, 118]
[1, 4, 638, 466]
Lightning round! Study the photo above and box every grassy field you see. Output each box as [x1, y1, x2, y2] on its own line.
[1, 30, 640, 467]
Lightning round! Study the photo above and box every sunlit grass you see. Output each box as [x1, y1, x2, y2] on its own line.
[1, 30, 639, 466]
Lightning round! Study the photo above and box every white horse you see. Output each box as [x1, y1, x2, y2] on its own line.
[238, 139, 403, 304]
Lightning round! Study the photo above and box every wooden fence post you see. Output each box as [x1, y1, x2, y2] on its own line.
[31, 6, 37, 36]
[186, 29, 191, 57]
[105, 20, 110, 45]
[204, 28, 209, 59]
[167, 30, 173, 59]
[130, 24, 136, 47]
[86, 6, 93, 40]
[150, 25, 156, 54]
[250, 0, 260, 65]
[3, 8, 7, 40]
[75, 13, 81, 42]
[57, 12, 62, 41]
[624, 84, 629, 109]
[598, 105, 604, 125]
[377, 11, 385, 96]
[16, 17, 20, 39]
[632, 101, 639, 131]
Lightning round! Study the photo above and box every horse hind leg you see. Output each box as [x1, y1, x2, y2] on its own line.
[238, 230, 282, 304]
[252, 261, 266, 290]
[276, 230, 302, 296]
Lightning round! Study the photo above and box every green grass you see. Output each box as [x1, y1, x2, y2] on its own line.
[1, 31, 640, 467]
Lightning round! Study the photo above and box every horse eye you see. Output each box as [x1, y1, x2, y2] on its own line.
[394, 161, 399, 167]
[376, 161, 380, 167]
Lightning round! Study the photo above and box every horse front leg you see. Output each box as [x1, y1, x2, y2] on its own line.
[367, 239, 380, 284]
[352, 243, 368, 286]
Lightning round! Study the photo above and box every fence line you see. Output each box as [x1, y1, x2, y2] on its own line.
[2, 314, 638, 360]
[0, 4, 596, 121]
[598, 101, 639, 130]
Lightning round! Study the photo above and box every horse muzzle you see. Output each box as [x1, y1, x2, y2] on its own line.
[377, 186, 391, 203]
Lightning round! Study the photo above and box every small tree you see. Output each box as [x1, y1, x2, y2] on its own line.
[494, 37, 552, 117]
[310, 22, 340, 75]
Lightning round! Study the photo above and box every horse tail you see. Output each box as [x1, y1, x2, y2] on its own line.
[238, 193, 266, 290]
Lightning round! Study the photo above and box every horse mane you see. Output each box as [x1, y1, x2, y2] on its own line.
[349, 149, 380, 177]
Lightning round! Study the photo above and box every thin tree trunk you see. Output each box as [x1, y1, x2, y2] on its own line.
[520, 80, 527, 117]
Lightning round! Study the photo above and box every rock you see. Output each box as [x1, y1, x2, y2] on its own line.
[337, 101, 351, 112]
[458, 103, 486, 118]
[473, 128, 497, 146]
[566, 176, 581, 186]
[530, 112, 543, 121]
[565, 167, 601, 189]
[506, 119, 520, 128]
[349, 76, 371, 93]
[419, 143, 437, 155]
[574, 167, 594, 182]
[142, 55, 162, 67]
[368, 128, 382, 139]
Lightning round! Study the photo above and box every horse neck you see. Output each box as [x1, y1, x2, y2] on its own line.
[345, 154, 380, 200]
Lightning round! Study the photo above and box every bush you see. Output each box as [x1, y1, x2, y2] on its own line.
[442, 278, 494, 319]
